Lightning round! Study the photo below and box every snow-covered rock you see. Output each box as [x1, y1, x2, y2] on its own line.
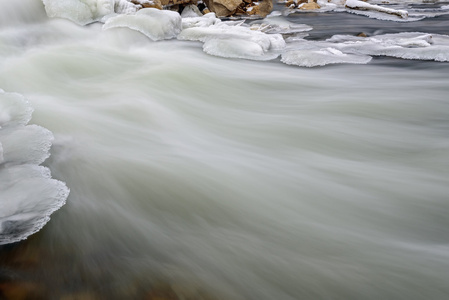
[345, 0, 408, 19]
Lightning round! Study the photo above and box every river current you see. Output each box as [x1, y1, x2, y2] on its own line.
[1, 0, 449, 299]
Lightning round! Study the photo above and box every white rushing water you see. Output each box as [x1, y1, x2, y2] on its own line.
[1, 0, 449, 299]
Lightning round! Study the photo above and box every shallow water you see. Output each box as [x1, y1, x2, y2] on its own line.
[1, 1, 449, 299]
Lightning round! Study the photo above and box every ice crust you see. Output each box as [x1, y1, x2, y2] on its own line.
[0, 90, 69, 245]
[284, 0, 449, 22]
[326, 32, 449, 62]
[281, 48, 372, 67]
[281, 32, 449, 66]
[0, 91, 33, 128]
[114, 0, 140, 14]
[181, 12, 220, 29]
[178, 20, 285, 60]
[344, 7, 423, 22]
[38, 1, 449, 66]
[103, 8, 182, 41]
[249, 15, 313, 34]
[0, 125, 53, 166]
[345, 0, 408, 19]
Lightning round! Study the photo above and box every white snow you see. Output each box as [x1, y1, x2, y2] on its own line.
[103, 8, 182, 41]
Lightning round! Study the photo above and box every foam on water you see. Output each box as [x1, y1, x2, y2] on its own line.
[0, 90, 69, 244]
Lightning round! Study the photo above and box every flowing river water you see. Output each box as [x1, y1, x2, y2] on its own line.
[1, 0, 449, 299]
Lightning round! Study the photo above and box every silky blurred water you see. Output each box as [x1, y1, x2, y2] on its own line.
[1, 0, 449, 299]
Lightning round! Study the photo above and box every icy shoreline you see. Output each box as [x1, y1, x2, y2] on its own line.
[39, 0, 449, 67]
[0, 90, 69, 245]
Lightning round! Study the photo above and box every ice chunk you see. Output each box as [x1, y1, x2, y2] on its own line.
[249, 16, 312, 34]
[326, 32, 449, 62]
[103, 8, 182, 41]
[0, 165, 69, 245]
[0, 90, 33, 128]
[114, 0, 140, 14]
[281, 47, 372, 67]
[181, 13, 220, 29]
[203, 37, 281, 61]
[0, 125, 53, 166]
[178, 22, 285, 60]
[284, 32, 449, 65]
[43, 0, 115, 25]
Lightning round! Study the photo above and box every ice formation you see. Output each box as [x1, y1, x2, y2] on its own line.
[326, 32, 449, 62]
[114, 0, 140, 14]
[181, 12, 220, 29]
[38, 0, 449, 66]
[103, 8, 182, 41]
[178, 20, 285, 60]
[248, 15, 313, 34]
[281, 47, 372, 67]
[283, 0, 449, 22]
[0, 90, 69, 245]
[345, 0, 408, 19]
[281, 32, 449, 66]
[42, 0, 115, 25]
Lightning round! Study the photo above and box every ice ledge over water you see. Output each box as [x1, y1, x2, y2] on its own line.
[103, 8, 182, 41]
[0, 90, 69, 245]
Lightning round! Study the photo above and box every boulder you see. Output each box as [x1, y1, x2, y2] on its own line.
[213, 0, 242, 11]
[256, 0, 273, 16]
[204, 0, 233, 16]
